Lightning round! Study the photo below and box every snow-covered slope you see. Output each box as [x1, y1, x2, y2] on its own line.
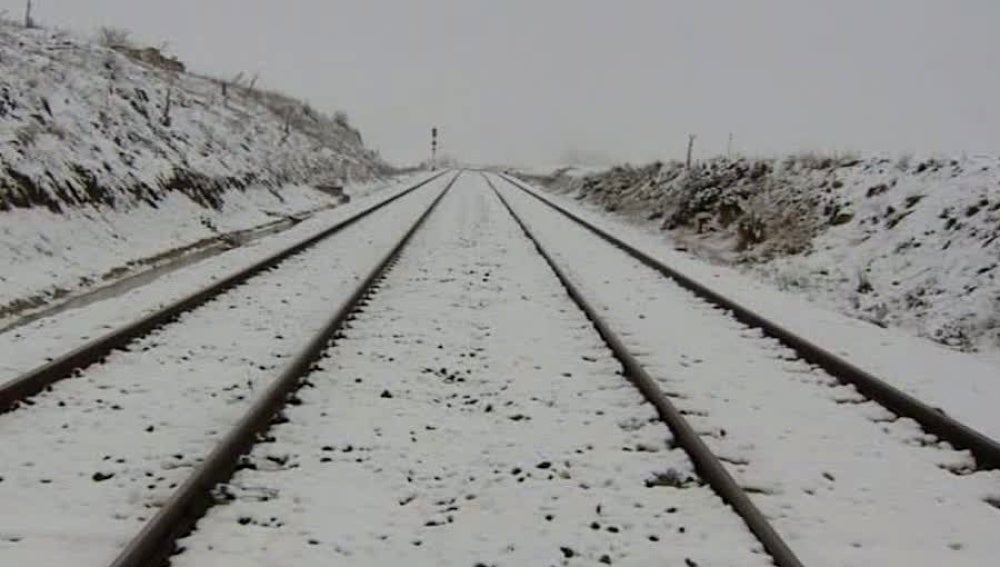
[0, 23, 384, 212]
[521, 154, 1000, 353]
[0, 21, 393, 320]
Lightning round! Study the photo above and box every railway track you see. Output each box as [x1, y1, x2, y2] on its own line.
[1, 171, 997, 566]
[486, 175, 802, 567]
[0, 172, 457, 566]
[135, 172, 780, 567]
[0, 171, 448, 413]
[488, 173, 1000, 566]
[497, 172, 1000, 470]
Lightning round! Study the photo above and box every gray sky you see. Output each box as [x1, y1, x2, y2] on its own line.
[4, 0, 999, 165]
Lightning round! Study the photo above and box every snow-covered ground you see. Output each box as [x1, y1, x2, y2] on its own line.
[0, 21, 380, 214]
[0, 173, 433, 385]
[0, 19, 390, 321]
[493, 174, 1000, 566]
[173, 173, 768, 567]
[2, 183, 323, 314]
[0, 175, 411, 330]
[523, 155, 1000, 355]
[0, 174, 448, 566]
[2, 171, 997, 566]
[501, 175, 1000, 443]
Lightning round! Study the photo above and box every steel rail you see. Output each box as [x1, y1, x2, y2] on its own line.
[0, 171, 449, 413]
[107, 171, 459, 567]
[485, 174, 806, 567]
[497, 172, 1000, 471]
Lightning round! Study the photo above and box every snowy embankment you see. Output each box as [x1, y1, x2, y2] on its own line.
[0, 21, 389, 322]
[521, 155, 1000, 354]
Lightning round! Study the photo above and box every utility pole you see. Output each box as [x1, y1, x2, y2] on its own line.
[727, 132, 733, 159]
[431, 127, 438, 170]
[24, 0, 33, 28]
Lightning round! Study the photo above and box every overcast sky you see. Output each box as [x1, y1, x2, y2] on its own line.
[3, 0, 999, 165]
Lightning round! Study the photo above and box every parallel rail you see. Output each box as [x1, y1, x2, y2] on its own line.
[0, 171, 448, 413]
[485, 174, 805, 567]
[496, 172, 1000, 470]
[107, 172, 459, 567]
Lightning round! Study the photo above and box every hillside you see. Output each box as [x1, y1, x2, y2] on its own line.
[0, 20, 392, 322]
[0, 23, 384, 212]
[522, 154, 1000, 354]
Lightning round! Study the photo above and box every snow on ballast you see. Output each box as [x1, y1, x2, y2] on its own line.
[492, 173, 1000, 566]
[168, 173, 771, 567]
[0, 174, 452, 567]
[0, 172, 448, 412]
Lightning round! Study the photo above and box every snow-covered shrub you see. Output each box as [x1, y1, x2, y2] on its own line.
[97, 26, 131, 48]
[896, 153, 913, 172]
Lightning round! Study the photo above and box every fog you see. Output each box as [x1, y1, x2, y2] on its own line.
[3, 0, 999, 165]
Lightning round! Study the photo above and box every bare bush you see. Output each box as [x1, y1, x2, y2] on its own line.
[97, 26, 131, 48]
[785, 150, 863, 171]
[896, 153, 913, 172]
[788, 151, 836, 171]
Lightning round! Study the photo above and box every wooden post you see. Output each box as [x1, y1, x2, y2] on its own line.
[161, 84, 173, 127]
[686, 134, 696, 170]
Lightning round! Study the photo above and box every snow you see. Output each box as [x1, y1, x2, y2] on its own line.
[0, 175, 447, 566]
[0, 20, 388, 318]
[1, 183, 327, 309]
[0, 173, 433, 381]
[2, 169, 997, 566]
[529, 155, 1000, 354]
[505, 174, 1000, 443]
[504, 164, 607, 179]
[0, 174, 417, 328]
[494, 173, 1000, 566]
[171, 173, 768, 567]
[754, 156, 1000, 353]
[0, 23, 379, 214]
